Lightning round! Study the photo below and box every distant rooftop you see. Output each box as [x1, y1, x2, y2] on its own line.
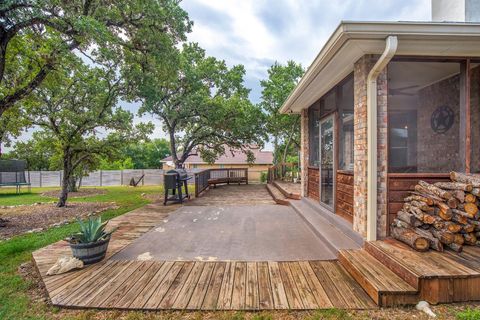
[161, 146, 273, 165]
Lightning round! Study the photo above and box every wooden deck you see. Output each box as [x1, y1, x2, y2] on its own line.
[188, 184, 276, 206]
[32, 201, 376, 310]
[271, 180, 301, 200]
[339, 239, 480, 306]
[32, 185, 480, 310]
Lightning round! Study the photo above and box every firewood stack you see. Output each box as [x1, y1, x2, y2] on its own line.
[390, 171, 480, 253]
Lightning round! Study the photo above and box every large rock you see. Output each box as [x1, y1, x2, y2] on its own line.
[46, 256, 84, 275]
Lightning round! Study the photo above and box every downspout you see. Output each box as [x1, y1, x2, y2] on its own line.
[366, 36, 398, 241]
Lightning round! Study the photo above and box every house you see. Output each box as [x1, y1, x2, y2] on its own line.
[161, 146, 273, 182]
[281, 0, 480, 241]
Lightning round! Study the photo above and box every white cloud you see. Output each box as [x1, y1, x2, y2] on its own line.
[181, 0, 431, 102]
[6, 1, 431, 150]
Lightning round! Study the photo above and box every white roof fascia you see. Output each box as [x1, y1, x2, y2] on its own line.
[281, 21, 480, 114]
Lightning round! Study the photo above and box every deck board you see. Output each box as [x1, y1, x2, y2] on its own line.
[32, 199, 379, 311]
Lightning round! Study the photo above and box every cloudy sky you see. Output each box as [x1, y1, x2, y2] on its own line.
[10, 0, 433, 150]
[137, 0, 431, 144]
[180, 0, 431, 103]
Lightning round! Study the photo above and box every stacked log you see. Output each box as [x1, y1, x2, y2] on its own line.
[391, 172, 480, 253]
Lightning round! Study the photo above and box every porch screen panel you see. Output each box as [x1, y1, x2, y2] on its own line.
[471, 63, 480, 173]
[308, 103, 320, 167]
[338, 75, 354, 171]
[388, 61, 462, 173]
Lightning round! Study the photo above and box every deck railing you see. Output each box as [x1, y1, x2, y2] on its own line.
[194, 169, 211, 198]
[194, 168, 249, 197]
[267, 163, 300, 183]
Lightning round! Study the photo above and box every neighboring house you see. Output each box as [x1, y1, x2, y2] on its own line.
[161, 146, 273, 182]
[280, 0, 480, 241]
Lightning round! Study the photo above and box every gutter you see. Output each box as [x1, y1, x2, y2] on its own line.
[366, 36, 398, 241]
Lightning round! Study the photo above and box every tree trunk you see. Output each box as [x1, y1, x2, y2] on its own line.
[57, 153, 72, 208]
[450, 171, 480, 187]
[418, 180, 453, 200]
[453, 233, 465, 245]
[68, 174, 78, 193]
[431, 229, 454, 244]
[414, 227, 444, 252]
[396, 210, 422, 227]
[444, 222, 462, 233]
[434, 181, 473, 192]
[281, 119, 299, 164]
[405, 195, 434, 206]
[447, 243, 463, 253]
[464, 233, 477, 245]
[390, 226, 429, 251]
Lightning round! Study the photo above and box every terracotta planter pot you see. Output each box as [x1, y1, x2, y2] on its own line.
[69, 235, 111, 265]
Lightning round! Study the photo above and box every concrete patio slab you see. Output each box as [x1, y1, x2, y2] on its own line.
[112, 204, 337, 261]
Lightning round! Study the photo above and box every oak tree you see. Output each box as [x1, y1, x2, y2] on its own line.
[26, 62, 151, 206]
[260, 61, 304, 164]
[135, 43, 266, 168]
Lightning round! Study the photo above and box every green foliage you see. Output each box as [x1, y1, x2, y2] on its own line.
[135, 42, 266, 167]
[307, 309, 352, 320]
[99, 157, 134, 170]
[0, 0, 192, 116]
[260, 171, 268, 183]
[252, 313, 273, 320]
[71, 216, 114, 244]
[24, 61, 153, 206]
[123, 138, 171, 169]
[457, 308, 480, 320]
[0, 105, 28, 155]
[260, 61, 304, 164]
[0, 186, 159, 319]
[3, 131, 56, 170]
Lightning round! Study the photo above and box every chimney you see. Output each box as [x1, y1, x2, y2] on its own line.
[432, 0, 480, 22]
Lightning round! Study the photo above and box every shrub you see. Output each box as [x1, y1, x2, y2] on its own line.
[457, 308, 480, 320]
[260, 171, 268, 183]
[68, 216, 115, 244]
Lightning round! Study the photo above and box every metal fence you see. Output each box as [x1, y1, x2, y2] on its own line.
[25, 168, 267, 188]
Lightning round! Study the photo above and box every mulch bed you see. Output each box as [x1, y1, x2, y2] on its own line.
[0, 202, 117, 240]
[41, 188, 107, 198]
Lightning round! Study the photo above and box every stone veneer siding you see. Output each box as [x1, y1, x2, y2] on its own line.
[353, 55, 389, 238]
[300, 109, 309, 197]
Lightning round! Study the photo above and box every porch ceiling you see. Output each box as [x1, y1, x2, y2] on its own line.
[281, 21, 480, 114]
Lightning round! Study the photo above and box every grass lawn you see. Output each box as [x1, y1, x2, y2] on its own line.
[0, 186, 161, 320]
[1, 186, 479, 320]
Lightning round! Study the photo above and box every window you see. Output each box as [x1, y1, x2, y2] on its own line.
[388, 60, 462, 173]
[308, 74, 354, 169]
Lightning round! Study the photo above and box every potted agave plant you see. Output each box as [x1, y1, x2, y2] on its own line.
[67, 217, 116, 265]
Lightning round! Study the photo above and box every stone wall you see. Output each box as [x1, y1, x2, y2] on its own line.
[353, 55, 389, 238]
[300, 109, 309, 197]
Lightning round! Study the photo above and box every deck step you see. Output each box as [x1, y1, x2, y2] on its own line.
[339, 249, 418, 306]
[289, 199, 361, 254]
[265, 183, 290, 205]
[364, 241, 421, 290]
[272, 181, 301, 200]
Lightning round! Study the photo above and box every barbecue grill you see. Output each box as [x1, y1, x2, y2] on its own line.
[163, 169, 191, 205]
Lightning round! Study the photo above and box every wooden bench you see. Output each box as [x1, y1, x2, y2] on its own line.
[207, 168, 248, 188]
